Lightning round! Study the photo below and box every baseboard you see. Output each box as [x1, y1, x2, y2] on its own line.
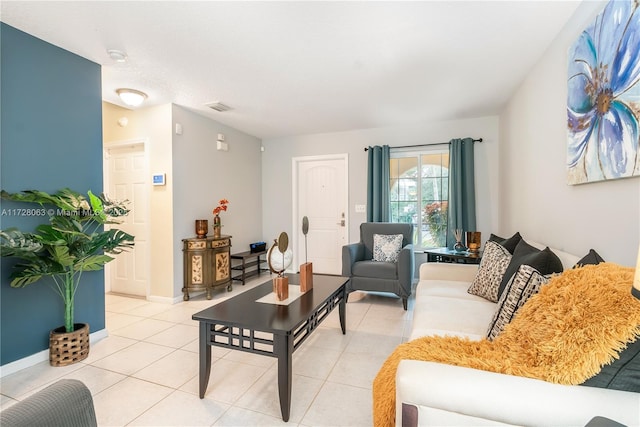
[146, 291, 203, 304]
[146, 294, 181, 304]
[0, 328, 108, 378]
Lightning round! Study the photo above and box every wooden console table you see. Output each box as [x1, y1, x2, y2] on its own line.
[230, 250, 270, 285]
[182, 235, 232, 300]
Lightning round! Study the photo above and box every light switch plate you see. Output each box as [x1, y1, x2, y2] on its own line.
[355, 204, 366, 213]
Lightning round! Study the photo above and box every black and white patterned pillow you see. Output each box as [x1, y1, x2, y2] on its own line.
[372, 234, 404, 262]
[467, 240, 512, 302]
[486, 264, 549, 341]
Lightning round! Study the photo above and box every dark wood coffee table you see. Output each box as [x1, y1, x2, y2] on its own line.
[192, 273, 348, 422]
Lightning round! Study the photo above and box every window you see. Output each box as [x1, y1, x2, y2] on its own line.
[389, 149, 449, 249]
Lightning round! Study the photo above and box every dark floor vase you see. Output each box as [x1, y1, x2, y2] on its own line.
[49, 323, 90, 367]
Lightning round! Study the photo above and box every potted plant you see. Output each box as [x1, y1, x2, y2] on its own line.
[0, 188, 134, 366]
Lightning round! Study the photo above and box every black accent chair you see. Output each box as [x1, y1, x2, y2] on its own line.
[342, 222, 415, 310]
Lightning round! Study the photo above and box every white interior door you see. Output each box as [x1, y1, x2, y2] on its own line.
[104, 140, 149, 297]
[294, 155, 348, 274]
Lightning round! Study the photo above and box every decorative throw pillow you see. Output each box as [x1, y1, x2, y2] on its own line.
[372, 234, 403, 262]
[574, 249, 605, 268]
[488, 232, 522, 254]
[467, 241, 512, 302]
[486, 264, 549, 341]
[581, 337, 640, 392]
[498, 239, 563, 298]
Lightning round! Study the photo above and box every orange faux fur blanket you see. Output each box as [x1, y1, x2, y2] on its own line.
[372, 263, 640, 426]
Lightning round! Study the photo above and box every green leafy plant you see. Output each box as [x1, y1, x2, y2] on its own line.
[423, 201, 448, 247]
[0, 189, 134, 332]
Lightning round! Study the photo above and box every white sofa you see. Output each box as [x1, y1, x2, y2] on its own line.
[397, 243, 640, 427]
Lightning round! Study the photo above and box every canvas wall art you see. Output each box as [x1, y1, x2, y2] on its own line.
[567, 0, 640, 185]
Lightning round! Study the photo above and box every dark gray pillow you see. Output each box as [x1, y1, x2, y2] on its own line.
[581, 338, 640, 392]
[498, 239, 563, 297]
[488, 232, 522, 254]
[574, 249, 605, 268]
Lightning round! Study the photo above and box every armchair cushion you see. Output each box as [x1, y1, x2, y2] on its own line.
[353, 260, 398, 280]
[373, 233, 403, 262]
[360, 222, 413, 260]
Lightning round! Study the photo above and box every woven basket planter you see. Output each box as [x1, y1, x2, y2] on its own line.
[49, 323, 90, 367]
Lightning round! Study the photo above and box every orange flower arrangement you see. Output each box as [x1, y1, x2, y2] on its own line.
[212, 199, 229, 216]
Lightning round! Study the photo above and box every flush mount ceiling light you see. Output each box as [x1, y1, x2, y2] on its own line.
[116, 88, 147, 107]
[107, 49, 128, 63]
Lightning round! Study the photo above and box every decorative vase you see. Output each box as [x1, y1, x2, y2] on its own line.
[49, 323, 90, 367]
[453, 241, 466, 252]
[195, 219, 208, 238]
[466, 231, 482, 253]
[213, 215, 221, 239]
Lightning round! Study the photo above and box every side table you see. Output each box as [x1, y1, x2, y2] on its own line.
[424, 247, 483, 264]
[230, 250, 270, 285]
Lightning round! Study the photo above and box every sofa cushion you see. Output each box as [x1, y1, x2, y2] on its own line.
[574, 249, 605, 268]
[410, 296, 497, 341]
[581, 337, 640, 392]
[498, 239, 563, 298]
[352, 260, 398, 280]
[467, 241, 512, 302]
[486, 264, 549, 341]
[418, 280, 489, 302]
[372, 233, 403, 262]
[488, 232, 522, 254]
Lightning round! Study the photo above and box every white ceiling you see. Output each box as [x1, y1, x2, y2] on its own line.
[1, 1, 582, 139]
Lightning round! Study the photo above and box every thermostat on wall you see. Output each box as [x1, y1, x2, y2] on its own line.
[152, 173, 166, 186]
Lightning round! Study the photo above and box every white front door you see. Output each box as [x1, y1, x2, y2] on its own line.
[293, 154, 348, 274]
[104, 140, 149, 297]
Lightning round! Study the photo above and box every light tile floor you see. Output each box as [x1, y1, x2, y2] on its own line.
[0, 276, 415, 426]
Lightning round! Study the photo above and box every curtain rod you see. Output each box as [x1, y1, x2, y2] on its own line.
[364, 138, 483, 151]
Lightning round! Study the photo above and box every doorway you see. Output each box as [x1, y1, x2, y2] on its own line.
[103, 139, 150, 297]
[292, 154, 349, 274]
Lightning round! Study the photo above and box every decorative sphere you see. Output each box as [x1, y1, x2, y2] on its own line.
[268, 246, 293, 274]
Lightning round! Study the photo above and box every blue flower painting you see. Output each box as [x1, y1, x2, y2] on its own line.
[567, 0, 640, 184]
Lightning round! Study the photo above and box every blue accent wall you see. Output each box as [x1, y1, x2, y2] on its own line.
[0, 23, 105, 365]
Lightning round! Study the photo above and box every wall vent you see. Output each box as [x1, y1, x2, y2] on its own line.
[206, 102, 231, 112]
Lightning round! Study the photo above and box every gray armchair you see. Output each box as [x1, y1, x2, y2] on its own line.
[0, 379, 97, 427]
[342, 222, 415, 310]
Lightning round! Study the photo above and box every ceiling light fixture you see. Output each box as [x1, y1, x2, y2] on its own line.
[107, 49, 128, 63]
[116, 88, 147, 107]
